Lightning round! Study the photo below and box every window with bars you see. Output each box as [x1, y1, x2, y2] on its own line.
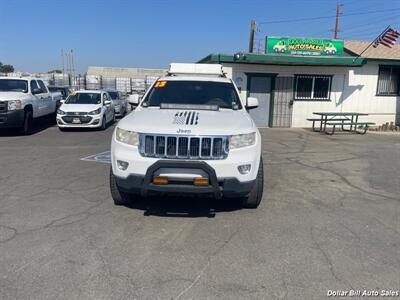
[376, 66, 400, 96]
[294, 75, 332, 100]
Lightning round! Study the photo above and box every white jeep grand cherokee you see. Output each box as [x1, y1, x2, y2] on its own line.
[110, 63, 263, 208]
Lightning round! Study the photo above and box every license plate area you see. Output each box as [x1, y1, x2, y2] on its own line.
[72, 118, 81, 124]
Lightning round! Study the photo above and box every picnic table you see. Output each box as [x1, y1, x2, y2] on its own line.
[307, 112, 375, 135]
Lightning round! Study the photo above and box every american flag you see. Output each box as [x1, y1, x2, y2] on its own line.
[373, 28, 400, 48]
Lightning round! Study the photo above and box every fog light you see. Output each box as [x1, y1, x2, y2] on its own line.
[153, 176, 168, 185]
[193, 177, 209, 186]
[117, 160, 129, 171]
[238, 164, 251, 175]
[92, 119, 100, 125]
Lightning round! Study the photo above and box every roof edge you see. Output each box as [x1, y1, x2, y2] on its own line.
[197, 53, 367, 66]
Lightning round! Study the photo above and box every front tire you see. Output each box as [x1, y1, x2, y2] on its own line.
[110, 167, 131, 205]
[21, 110, 33, 135]
[242, 157, 264, 208]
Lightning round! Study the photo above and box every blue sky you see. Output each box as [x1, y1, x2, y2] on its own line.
[1, 0, 399, 73]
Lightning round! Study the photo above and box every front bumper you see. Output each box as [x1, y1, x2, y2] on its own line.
[56, 114, 102, 128]
[0, 110, 25, 128]
[114, 160, 255, 198]
[114, 105, 125, 116]
[112, 140, 261, 182]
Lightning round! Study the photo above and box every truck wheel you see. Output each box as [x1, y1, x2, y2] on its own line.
[110, 167, 131, 205]
[21, 110, 33, 135]
[242, 157, 264, 208]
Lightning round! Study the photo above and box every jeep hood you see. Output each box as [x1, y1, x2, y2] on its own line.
[118, 107, 255, 135]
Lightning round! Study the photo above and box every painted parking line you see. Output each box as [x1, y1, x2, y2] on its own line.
[81, 151, 111, 164]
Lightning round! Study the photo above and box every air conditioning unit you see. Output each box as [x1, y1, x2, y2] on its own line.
[168, 63, 224, 77]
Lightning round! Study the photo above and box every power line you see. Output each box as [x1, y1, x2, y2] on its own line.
[307, 13, 400, 37]
[341, 14, 400, 33]
[258, 8, 400, 25]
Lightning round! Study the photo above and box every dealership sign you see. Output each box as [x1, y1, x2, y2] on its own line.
[266, 37, 344, 56]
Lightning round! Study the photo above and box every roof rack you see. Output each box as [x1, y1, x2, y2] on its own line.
[167, 63, 226, 77]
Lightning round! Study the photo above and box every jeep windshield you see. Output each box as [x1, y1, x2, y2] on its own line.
[65, 93, 101, 104]
[143, 80, 242, 109]
[0, 79, 28, 93]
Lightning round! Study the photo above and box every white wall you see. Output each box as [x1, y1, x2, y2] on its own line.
[225, 63, 398, 127]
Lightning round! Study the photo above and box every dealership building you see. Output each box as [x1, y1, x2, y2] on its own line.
[198, 38, 400, 128]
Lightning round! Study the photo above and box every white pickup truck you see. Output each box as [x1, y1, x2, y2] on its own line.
[110, 63, 264, 208]
[0, 77, 62, 134]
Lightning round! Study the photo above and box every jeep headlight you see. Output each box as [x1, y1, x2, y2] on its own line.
[116, 127, 139, 146]
[8, 100, 22, 111]
[88, 108, 102, 115]
[229, 132, 256, 149]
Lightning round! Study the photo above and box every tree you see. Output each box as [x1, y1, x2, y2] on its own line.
[0, 64, 14, 73]
[48, 69, 62, 74]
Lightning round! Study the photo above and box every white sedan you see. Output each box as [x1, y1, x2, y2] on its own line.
[56, 90, 115, 130]
[107, 90, 127, 117]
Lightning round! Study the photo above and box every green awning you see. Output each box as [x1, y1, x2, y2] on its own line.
[198, 53, 367, 67]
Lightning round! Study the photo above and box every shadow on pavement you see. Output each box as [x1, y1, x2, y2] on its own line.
[123, 195, 243, 218]
[0, 114, 57, 136]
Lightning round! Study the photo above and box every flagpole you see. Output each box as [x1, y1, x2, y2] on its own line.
[353, 26, 390, 63]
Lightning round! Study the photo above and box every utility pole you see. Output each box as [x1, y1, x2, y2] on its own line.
[70, 49, 75, 88]
[70, 50, 75, 77]
[331, 3, 343, 39]
[61, 49, 65, 74]
[248, 20, 256, 53]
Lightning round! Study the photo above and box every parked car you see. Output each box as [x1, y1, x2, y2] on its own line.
[127, 93, 141, 111]
[107, 90, 127, 117]
[48, 86, 72, 100]
[56, 90, 115, 130]
[110, 63, 263, 208]
[0, 77, 62, 134]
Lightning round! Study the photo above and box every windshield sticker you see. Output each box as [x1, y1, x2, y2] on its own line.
[155, 81, 167, 88]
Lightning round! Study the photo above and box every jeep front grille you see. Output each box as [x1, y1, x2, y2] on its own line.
[139, 134, 229, 160]
[0, 101, 7, 113]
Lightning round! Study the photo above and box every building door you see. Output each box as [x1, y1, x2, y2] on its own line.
[271, 77, 294, 128]
[248, 76, 271, 127]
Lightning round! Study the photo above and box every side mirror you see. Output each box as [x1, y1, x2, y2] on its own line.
[32, 88, 42, 95]
[246, 97, 259, 109]
[128, 94, 140, 105]
[104, 100, 111, 105]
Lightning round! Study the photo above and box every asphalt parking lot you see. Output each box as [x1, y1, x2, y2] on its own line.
[0, 120, 399, 300]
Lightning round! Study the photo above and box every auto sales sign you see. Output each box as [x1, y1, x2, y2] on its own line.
[266, 36, 344, 56]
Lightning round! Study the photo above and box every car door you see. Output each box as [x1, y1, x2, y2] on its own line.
[37, 80, 53, 115]
[30, 80, 45, 117]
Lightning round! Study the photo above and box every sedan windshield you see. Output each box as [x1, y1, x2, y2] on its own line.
[0, 79, 28, 93]
[66, 93, 101, 104]
[108, 91, 119, 100]
[144, 80, 242, 109]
